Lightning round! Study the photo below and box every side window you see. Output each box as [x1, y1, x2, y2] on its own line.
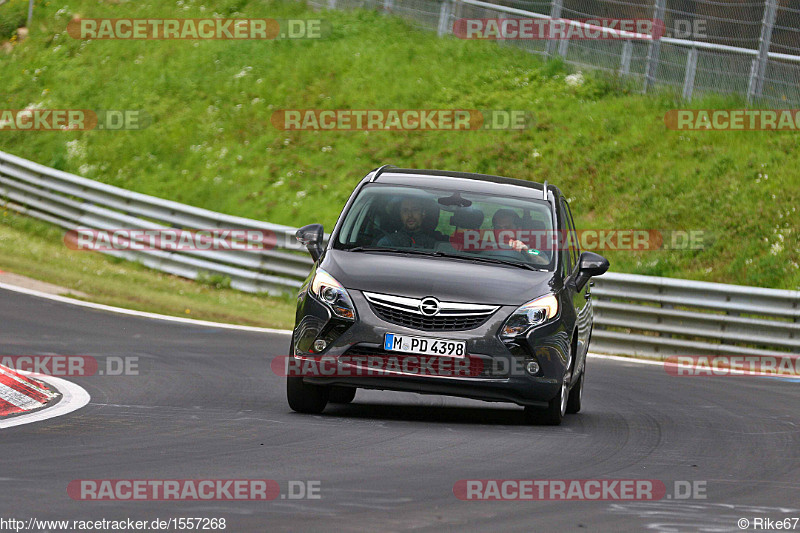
[558, 200, 573, 275]
[564, 199, 580, 271]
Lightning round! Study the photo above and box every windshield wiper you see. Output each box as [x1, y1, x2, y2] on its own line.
[346, 247, 545, 271]
[433, 252, 546, 271]
[347, 246, 444, 257]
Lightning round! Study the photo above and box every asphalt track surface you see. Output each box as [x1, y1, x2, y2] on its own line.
[1, 287, 798, 532]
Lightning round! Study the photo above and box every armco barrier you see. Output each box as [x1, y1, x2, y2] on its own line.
[591, 273, 799, 358]
[1, 150, 797, 357]
[0, 150, 312, 294]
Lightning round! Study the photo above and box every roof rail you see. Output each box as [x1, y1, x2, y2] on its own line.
[369, 164, 397, 182]
[542, 180, 548, 201]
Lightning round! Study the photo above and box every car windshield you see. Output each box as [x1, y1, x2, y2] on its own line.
[334, 183, 556, 270]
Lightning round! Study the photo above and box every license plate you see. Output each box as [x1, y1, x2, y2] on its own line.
[383, 333, 467, 358]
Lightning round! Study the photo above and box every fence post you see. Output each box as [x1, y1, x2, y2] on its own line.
[620, 40, 633, 75]
[644, 0, 666, 92]
[327, 0, 337, 9]
[558, 36, 569, 58]
[747, 0, 778, 102]
[682, 47, 698, 100]
[27, 0, 34, 27]
[383, 0, 393, 12]
[437, 0, 452, 37]
[546, 0, 564, 57]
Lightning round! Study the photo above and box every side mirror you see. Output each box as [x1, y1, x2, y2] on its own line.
[296, 223, 324, 262]
[574, 251, 609, 292]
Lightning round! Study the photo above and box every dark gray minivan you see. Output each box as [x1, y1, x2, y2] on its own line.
[287, 166, 609, 425]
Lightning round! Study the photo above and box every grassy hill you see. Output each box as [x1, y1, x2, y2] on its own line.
[1, 0, 798, 290]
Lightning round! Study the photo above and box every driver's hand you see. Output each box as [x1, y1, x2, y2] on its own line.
[508, 239, 528, 252]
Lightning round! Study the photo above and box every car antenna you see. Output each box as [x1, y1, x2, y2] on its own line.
[542, 180, 548, 201]
[370, 164, 398, 182]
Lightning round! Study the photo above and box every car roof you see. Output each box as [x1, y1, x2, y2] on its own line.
[367, 167, 563, 201]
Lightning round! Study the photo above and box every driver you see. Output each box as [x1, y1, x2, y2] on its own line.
[377, 197, 438, 249]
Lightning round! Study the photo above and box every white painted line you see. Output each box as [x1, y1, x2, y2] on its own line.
[589, 353, 664, 366]
[0, 382, 43, 410]
[590, 352, 800, 379]
[0, 374, 90, 429]
[0, 281, 292, 335]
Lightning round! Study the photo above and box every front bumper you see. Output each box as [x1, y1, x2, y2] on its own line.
[292, 289, 571, 407]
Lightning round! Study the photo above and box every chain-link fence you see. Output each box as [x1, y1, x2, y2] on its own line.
[306, 0, 800, 106]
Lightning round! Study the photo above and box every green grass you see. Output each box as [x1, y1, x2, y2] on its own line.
[0, 0, 798, 291]
[0, 211, 296, 328]
[0, 0, 27, 41]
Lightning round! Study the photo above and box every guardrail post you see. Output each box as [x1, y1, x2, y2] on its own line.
[546, 0, 564, 57]
[558, 36, 569, 58]
[620, 40, 633, 75]
[747, 0, 778, 102]
[644, 0, 666, 92]
[437, 0, 452, 37]
[682, 46, 698, 100]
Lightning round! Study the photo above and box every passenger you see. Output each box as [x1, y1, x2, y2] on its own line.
[492, 209, 549, 265]
[492, 209, 529, 252]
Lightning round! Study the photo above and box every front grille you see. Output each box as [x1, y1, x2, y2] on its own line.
[363, 292, 498, 332]
[342, 345, 508, 378]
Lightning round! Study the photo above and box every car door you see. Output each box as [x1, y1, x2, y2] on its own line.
[561, 199, 591, 369]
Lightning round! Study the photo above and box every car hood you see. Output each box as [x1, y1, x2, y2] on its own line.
[321, 249, 557, 305]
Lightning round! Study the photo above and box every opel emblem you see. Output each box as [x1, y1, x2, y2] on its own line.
[419, 297, 440, 316]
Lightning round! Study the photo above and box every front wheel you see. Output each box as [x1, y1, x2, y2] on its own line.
[329, 386, 356, 404]
[566, 364, 584, 414]
[524, 378, 567, 425]
[287, 377, 329, 414]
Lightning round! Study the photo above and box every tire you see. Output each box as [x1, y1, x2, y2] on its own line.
[524, 377, 567, 425]
[566, 364, 584, 414]
[523, 345, 573, 426]
[329, 386, 356, 404]
[287, 377, 329, 414]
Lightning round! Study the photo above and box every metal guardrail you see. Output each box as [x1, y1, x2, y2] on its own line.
[1, 150, 798, 357]
[592, 272, 800, 358]
[0, 150, 312, 294]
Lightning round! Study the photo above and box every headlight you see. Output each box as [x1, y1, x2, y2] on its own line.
[310, 268, 356, 320]
[500, 294, 558, 338]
